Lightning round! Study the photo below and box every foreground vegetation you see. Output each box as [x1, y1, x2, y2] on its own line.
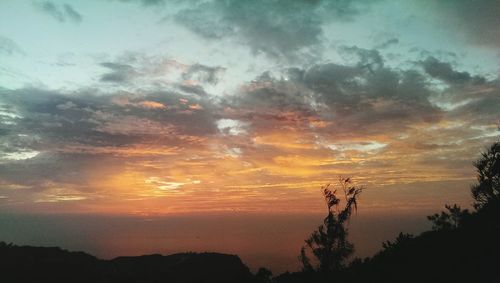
[274, 141, 500, 283]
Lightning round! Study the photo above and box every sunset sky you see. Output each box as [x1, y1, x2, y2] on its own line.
[0, 0, 499, 272]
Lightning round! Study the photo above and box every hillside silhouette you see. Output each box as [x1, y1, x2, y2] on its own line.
[0, 244, 253, 283]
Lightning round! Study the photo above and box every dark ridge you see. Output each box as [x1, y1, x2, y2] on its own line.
[109, 252, 252, 283]
[0, 243, 253, 283]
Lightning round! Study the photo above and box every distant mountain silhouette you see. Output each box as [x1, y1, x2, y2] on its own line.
[0, 243, 253, 283]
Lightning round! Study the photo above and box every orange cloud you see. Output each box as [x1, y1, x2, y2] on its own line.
[188, 104, 203, 110]
[138, 100, 167, 109]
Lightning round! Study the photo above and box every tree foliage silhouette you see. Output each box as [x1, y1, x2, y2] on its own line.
[381, 232, 414, 251]
[299, 177, 362, 273]
[427, 204, 469, 231]
[255, 267, 273, 283]
[471, 141, 500, 209]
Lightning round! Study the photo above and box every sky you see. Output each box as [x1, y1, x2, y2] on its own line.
[0, 0, 499, 272]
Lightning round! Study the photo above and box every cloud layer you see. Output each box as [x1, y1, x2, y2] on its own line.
[35, 1, 82, 23]
[1, 46, 498, 213]
[0, 0, 498, 214]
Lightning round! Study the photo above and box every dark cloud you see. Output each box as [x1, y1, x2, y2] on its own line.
[35, 1, 83, 23]
[63, 4, 83, 23]
[222, 47, 443, 138]
[308, 64, 441, 132]
[116, 0, 165, 6]
[340, 46, 385, 71]
[424, 0, 500, 48]
[0, 86, 218, 154]
[374, 38, 399, 49]
[99, 62, 137, 83]
[37, 1, 65, 22]
[177, 84, 207, 96]
[446, 79, 500, 126]
[182, 64, 225, 85]
[303, 47, 434, 107]
[174, 0, 378, 62]
[420, 57, 485, 85]
[96, 57, 228, 95]
[0, 153, 107, 189]
[222, 72, 316, 124]
[0, 36, 24, 56]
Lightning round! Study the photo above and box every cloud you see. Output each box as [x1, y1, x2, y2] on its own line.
[420, 57, 485, 85]
[116, 0, 165, 6]
[63, 4, 83, 23]
[96, 56, 227, 93]
[305, 48, 437, 118]
[218, 46, 446, 146]
[37, 1, 64, 22]
[174, 0, 378, 62]
[182, 64, 225, 85]
[137, 100, 167, 109]
[99, 62, 137, 83]
[417, 56, 497, 128]
[375, 38, 399, 49]
[0, 36, 24, 56]
[422, 0, 500, 48]
[1, 45, 498, 212]
[35, 1, 83, 23]
[446, 79, 500, 126]
[0, 86, 218, 157]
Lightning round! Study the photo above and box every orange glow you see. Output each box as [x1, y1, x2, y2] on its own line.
[13, 127, 476, 216]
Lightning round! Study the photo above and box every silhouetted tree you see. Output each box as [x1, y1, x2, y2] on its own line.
[255, 267, 273, 283]
[471, 141, 500, 209]
[299, 177, 362, 273]
[381, 232, 414, 251]
[427, 204, 469, 231]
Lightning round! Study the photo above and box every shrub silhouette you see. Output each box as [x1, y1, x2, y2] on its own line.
[255, 267, 273, 283]
[299, 177, 362, 273]
[471, 141, 500, 209]
[427, 204, 470, 231]
[427, 141, 499, 231]
[381, 232, 414, 251]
